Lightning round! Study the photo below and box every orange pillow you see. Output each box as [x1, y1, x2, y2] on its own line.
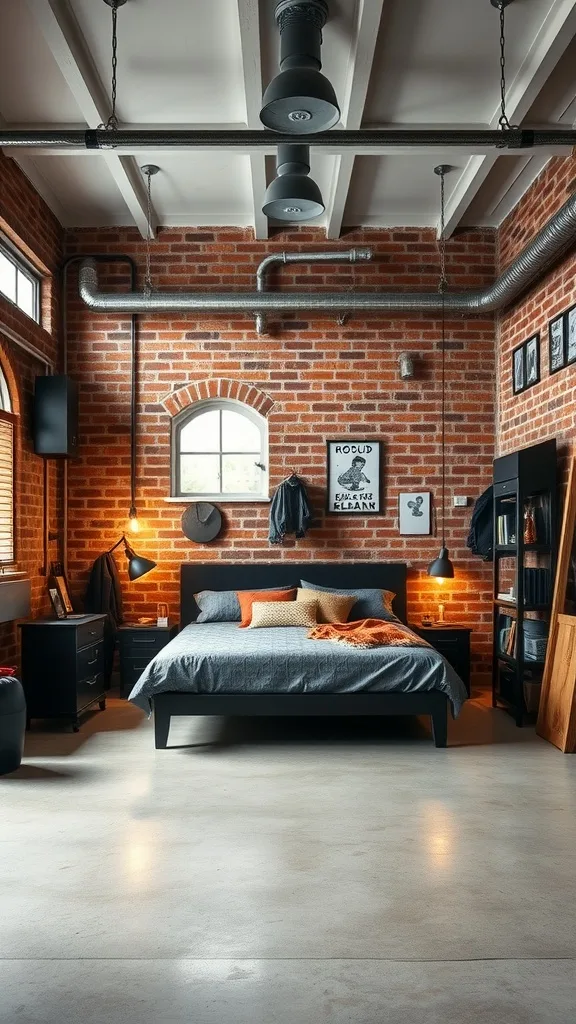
[237, 589, 296, 628]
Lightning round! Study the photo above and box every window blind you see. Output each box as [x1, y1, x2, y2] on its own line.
[0, 412, 15, 564]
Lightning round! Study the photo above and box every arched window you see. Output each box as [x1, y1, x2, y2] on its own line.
[0, 364, 15, 565]
[171, 399, 268, 500]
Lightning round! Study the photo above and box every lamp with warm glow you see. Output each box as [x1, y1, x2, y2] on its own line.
[109, 535, 156, 582]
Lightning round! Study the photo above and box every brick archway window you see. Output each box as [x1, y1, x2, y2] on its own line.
[171, 399, 268, 500]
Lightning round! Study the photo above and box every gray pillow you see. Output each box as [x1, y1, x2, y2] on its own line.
[299, 580, 399, 622]
[195, 585, 295, 623]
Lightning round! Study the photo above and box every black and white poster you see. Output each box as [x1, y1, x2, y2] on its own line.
[567, 305, 576, 365]
[525, 334, 540, 387]
[398, 492, 431, 535]
[512, 343, 525, 394]
[326, 440, 382, 514]
[549, 315, 565, 374]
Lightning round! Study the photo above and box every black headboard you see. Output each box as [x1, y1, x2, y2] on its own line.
[181, 562, 407, 626]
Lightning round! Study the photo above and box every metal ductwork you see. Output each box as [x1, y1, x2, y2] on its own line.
[262, 144, 325, 223]
[260, 0, 339, 134]
[78, 186, 576, 319]
[255, 247, 372, 334]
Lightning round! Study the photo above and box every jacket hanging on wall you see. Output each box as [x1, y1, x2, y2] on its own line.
[269, 474, 313, 545]
[84, 552, 125, 685]
[466, 485, 494, 561]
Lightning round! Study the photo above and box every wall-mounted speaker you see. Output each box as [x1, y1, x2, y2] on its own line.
[33, 375, 78, 457]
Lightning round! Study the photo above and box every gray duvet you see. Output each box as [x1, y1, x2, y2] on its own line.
[129, 622, 468, 716]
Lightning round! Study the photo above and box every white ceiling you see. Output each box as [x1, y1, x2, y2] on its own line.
[1, 0, 575, 238]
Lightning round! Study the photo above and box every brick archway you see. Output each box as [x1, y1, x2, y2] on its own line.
[161, 378, 274, 418]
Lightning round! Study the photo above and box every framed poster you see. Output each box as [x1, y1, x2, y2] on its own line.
[525, 333, 540, 388]
[399, 492, 431, 535]
[567, 304, 576, 366]
[326, 440, 382, 514]
[48, 587, 67, 619]
[548, 314, 566, 374]
[49, 574, 73, 614]
[512, 342, 525, 394]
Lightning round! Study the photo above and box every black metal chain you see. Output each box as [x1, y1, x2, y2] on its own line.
[144, 170, 154, 296]
[99, 0, 120, 131]
[497, 2, 516, 130]
[437, 169, 447, 545]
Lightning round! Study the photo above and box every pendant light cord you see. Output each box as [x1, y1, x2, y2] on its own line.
[497, 2, 517, 130]
[438, 167, 448, 548]
[99, 0, 120, 131]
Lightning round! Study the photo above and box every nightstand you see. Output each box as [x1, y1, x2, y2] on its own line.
[117, 623, 178, 698]
[411, 624, 472, 696]
[19, 614, 107, 731]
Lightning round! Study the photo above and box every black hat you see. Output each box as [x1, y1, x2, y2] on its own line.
[181, 503, 222, 544]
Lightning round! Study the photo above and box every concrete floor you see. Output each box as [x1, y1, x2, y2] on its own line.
[1, 693, 575, 1023]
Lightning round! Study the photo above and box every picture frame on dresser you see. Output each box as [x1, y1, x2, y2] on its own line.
[326, 440, 382, 514]
[549, 313, 566, 374]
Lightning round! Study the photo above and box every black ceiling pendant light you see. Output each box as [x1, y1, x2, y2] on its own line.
[260, 0, 340, 134]
[428, 164, 455, 582]
[262, 144, 325, 221]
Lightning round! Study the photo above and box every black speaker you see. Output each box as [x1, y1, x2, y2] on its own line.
[33, 375, 78, 457]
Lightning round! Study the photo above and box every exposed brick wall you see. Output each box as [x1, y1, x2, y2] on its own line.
[0, 152, 63, 667]
[498, 154, 576, 480]
[64, 225, 496, 684]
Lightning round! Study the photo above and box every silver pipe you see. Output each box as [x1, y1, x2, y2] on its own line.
[255, 247, 372, 334]
[78, 185, 576, 318]
[2, 128, 576, 150]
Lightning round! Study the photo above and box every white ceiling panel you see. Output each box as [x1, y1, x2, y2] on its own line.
[131, 153, 255, 225]
[344, 155, 469, 227]
[23, 155, 131, 225]
[0, 0, 84, 122]
[72, 0, 248, 125]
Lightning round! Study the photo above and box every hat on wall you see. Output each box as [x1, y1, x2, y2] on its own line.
[181, 503, 222, 544]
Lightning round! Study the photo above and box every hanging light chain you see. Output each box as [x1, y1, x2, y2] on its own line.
[144, 168, 154, 296]
[438, 168, 447, 295]
[497, 2, 516, 130]
[435, 164, 450, 546]
[98, 0, 120, 131]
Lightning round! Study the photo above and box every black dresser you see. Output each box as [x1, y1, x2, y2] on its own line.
[19, 614, 107, 731]
[117, 623, 178, 698]
[411, 624, 472, 696]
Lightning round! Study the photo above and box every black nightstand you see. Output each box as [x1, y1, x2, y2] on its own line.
[411, 624, 472, 696]
[19, 614, 107, 731]
[117, 623, 178, 698]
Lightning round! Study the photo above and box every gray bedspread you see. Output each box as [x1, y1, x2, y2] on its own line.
[129, 622, 468, 716]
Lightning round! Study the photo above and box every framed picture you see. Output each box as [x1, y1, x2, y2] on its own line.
[398, 492, 431, 535]
[549, 314, 566, 374]
[567, 304, 576, 366]
[512, 342, 526, 394]
[48, 587, 66, 620]
[326, 440, 382, 514]
[50, 574, 73, 614]
[525, 334, 540, 388]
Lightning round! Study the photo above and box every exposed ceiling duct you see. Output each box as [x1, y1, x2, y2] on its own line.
[78, 186, 576, 319]
[262, 144, 325, 222]
[260, 0, 339, 135]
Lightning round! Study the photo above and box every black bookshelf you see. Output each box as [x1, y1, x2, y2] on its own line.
[492, 438, 558, 725]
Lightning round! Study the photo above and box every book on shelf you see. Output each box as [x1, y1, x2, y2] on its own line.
[497, 512, 516, 546]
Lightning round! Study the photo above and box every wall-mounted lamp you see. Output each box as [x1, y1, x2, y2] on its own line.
[108, 535, 156, 581]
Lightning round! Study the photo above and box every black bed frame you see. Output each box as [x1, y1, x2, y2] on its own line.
[152, 562, 449, 749]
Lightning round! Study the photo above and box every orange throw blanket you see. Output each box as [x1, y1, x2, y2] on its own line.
[308, 618, 430, 650]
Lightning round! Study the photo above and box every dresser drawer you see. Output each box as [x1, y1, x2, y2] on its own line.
[76, 618, 105, 650]
[77, 640, 105, 679]
[77, 671, 105, 713]
[120, 630, 169, 651]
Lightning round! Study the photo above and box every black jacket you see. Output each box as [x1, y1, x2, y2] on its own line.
[269, 475, 313, 544]
[84, 553, 125, 684]
[466, 486, 494, 561]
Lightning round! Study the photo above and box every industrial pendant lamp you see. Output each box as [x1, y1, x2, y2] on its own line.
[428, 165, 454, 582]
[263, 144, 324, 221]
[108, 536, 157, 582]
[260, 0, 340, 134]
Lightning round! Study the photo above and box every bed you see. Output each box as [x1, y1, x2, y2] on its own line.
[129, 562, 468, 748]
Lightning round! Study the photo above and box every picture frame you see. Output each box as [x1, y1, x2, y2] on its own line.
[48, 587, 67, 620]
[512, 342, 526, 395]
[548, 313, 566, 374]
[525, 333, 540, 388]
[49, 573, 73, 614]
[326, 440, 382, 514]
[567, 304, 576, 366]
[398, 492, 431, 535]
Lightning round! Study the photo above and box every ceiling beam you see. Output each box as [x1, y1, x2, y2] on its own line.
[237, 0, 268, 240]
[325, 0, 386, 239]
[0, 114, 68, 226]
[24, 0, 157, 238]
[5, 142, 571, 158]
[441, 0, 576, 238]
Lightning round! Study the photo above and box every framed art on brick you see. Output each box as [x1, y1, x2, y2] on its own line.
[326, 440, 382, 514]
[549, 314, 565, 374]
[567, 304, 576, 366]
[512, 333, 539, 394]
[399, 492, 431, 535]
[512, 341, 526, 394]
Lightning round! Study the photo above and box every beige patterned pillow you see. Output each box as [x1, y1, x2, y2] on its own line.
[296, 588, 356, 624]
[248, 600, 319, 629]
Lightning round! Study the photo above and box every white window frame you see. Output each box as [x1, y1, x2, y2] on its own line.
[171, 398, 269, 501]
[0, 366, 16, 567]
[0, 237, 41, 323]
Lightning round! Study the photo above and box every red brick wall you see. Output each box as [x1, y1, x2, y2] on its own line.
[64, 225, 496, 684]
[0, 153, 63, 667]
[498, 154, 576, 479]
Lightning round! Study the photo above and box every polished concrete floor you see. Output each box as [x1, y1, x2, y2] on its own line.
[1, 692, 575, 1023]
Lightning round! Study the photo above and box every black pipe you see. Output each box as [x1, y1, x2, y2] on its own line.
[1, 128, 574, 150]
[60, 254, 137, 574]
